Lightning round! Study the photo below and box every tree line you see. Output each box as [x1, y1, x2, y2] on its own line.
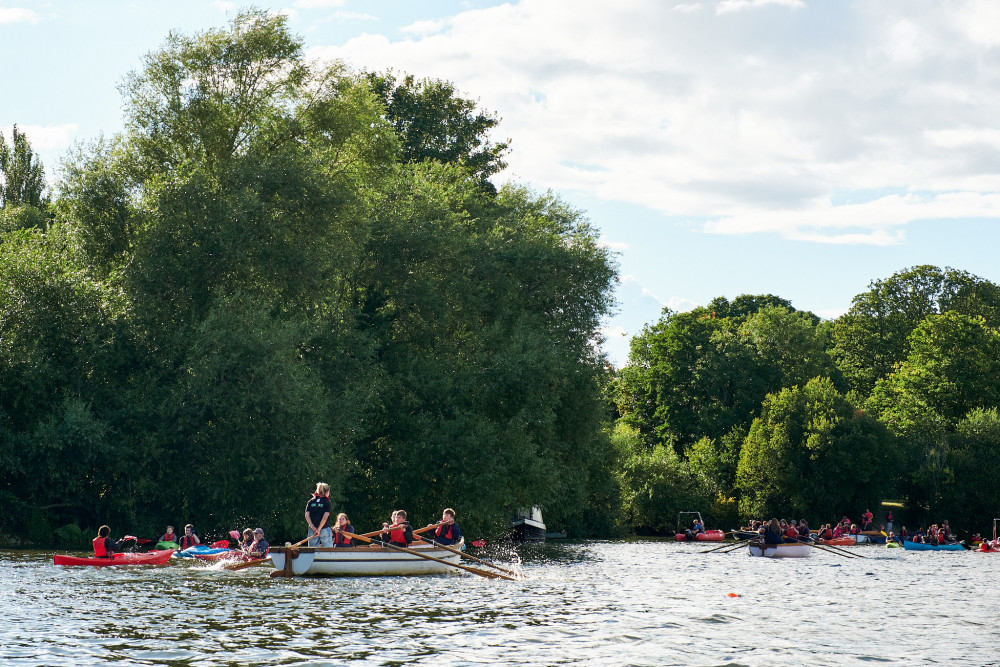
[615, 269, 1000, 538]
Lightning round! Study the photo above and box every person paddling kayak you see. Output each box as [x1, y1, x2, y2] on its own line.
[247, 528, 269, 558]
[93, 525, 131, 558]
[179, 524, 201, 550]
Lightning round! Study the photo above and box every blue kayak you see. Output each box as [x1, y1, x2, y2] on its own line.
[901, 540, 964, 552]
[178, 545, 230, 558]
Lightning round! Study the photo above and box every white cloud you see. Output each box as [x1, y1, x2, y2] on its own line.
[210, 1, 236, 12]
[1, 124, 79, 152]
[294, 0, 346, 8]
[0, 7, 38, 24]
[716, 0, 804, 15]
[313, 0, 1000, 246]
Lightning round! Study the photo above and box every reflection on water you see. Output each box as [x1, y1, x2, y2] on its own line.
[2, 541, 998, 666]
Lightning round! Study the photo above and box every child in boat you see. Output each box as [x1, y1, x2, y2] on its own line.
[159, 526, 177, 544]
[248, 528, 269, 558]
[179, 524, 201, 550]
[381, 510, 413, 547]
[428, 508, 463, 546]
[333, 513, 355, 547]
[239, 528, 253, 552]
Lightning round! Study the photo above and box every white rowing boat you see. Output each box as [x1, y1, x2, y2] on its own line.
[747, 542, 812, 558]
[270, 538, 464, 576]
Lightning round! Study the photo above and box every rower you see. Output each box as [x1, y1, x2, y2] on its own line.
[381, 510, 413, 547]
[427, 508, 463, 546]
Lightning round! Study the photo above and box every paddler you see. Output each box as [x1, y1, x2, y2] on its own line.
[380, 509, 413, 547]
[427, 508, 463, 546]
[247, 528, 269, 558]
[179, 524, 201, 550]
[92, 525, 125, 559]
[159, 525, 177, 544]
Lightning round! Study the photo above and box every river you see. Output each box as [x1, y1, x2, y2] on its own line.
[2, 540, 998, 666]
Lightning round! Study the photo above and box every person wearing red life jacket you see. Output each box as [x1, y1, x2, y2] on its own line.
[159, 526, 177, 544]
[427, 508, 463, 546]
[862, 508, 874, 531]
[380, 510, 413, 547]
[333, 513, 355, 548]
[848, 523, 860, 535]
[92, 525, 130, 558]
[179, 524, 201, 550]
[248, 528, 269, 558]
[818, 524, 834, 540]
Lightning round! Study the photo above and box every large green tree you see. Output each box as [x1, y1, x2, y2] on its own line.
[0, 125, 46, 209]
[2, 9, 618, 543]
[736, 377, 898, 522]
[833, 265, 1000, 397]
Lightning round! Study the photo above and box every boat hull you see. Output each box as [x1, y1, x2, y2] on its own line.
[511, 519, 546, 542]
[270, 540, 464, 576]
[54, 549, 175, 566]
[901, 541, 964, 552]
[748, 543, 812, 558]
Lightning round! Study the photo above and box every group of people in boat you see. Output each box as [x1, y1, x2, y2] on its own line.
[740, 512, 957, 545]
[91, 481, 463, 560]
[305, 482, 463, 549]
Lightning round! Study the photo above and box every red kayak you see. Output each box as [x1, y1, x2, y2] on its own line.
[819, 537, 857, 546]
[53, 549, 175, 566]
[675, 530, 726, 542]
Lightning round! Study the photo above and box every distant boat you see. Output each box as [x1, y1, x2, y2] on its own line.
[511, 506, 546, 542]
[901, 540, 965, 552]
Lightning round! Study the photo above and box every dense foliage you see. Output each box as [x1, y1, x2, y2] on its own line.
[616, 267, 1000, 538]
[0, 11, 617, 545]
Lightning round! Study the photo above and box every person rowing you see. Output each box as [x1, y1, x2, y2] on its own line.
[247, 528, 269, 558]
[380, 509, 413, 547]
[426, 508, 463, 546]
[762, 518, 783, 544]
[333, 513, 355, 548]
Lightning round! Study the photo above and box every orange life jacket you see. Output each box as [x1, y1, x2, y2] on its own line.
[436, 524, 455, 541]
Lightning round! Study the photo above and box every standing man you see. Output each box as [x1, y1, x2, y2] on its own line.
[306, 482, 333, 547]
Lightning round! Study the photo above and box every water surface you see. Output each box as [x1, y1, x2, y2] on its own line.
[2, 541, 998, 666]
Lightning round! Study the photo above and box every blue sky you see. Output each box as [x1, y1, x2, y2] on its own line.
[4, 0, 1000, 365]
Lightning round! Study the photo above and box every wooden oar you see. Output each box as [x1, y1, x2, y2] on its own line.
[701, 538, 746, 554]
[413, 535, 519, 577]
[225, 535, 310, 571]
[809, 541, 864, 559]
[339, 530, 518, 582]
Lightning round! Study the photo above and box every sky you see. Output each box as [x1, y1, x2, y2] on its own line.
[4, 0, 1000, 366]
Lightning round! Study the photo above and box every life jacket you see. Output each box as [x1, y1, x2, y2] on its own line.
[389, 523, 408, 544]
[93, 536, 110, 558]
[160, 533, 176, 543]
[334, 526, 353, 546]
[784, 528, 798, 539]
[436, 523, 456, 541]
[820, 528, 833, 539]
[180, 535, 198, 549]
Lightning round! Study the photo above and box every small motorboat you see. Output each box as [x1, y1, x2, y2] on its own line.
[511, 507, 546, 542]
[54, 549, 175, 566]
[747, 542, 812, 558]
[269, 539, 464, 576]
